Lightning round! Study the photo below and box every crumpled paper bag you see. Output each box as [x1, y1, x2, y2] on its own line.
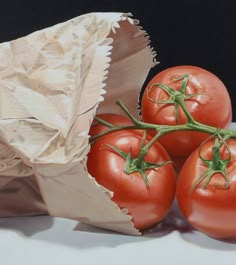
[0, 12, 156, 235]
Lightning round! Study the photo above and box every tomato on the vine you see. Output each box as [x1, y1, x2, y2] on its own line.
[141, 65, 232, 158]
[89, 113, 133, 137]
[177, 138, 236, 239]
[87, 130, 176, 231]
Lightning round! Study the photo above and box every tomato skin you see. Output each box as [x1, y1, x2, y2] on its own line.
[141, 65, 232, 157]
[87, 130, 176, 230]
[89, 113, 133, 137]
[176, 139, 236, 239]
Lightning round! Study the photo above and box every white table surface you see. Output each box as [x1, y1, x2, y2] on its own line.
[1, 212, 236, 265]
[1, 124, 236, 265]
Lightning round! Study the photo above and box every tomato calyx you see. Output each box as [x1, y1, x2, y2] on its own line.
[105, 131, 171, 187]
[147, 74, 209, 123]
[193, 134, 232, 190]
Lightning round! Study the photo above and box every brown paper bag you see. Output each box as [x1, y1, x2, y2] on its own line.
[0, 12, 156, 235]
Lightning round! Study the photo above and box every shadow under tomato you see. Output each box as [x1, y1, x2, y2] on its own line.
[1, 206, 236, 251]
[142, 199, 193, 238]
[159, 200, 236, 251]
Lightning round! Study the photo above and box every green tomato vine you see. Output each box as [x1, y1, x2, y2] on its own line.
[90, 75, 235, 188]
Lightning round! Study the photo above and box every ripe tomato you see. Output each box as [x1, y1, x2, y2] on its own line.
[87, 130, 176, 231]
[141, 65, 232, 157]
[89, 113, 133, 137]
[176, 138, 236, 239]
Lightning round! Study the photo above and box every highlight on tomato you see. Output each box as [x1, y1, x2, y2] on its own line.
[87, 130, 176, 231]
[176, 136, 236, 239]
[141, 65, 232, 160]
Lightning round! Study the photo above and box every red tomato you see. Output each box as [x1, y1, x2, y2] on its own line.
[176, 139, 236, 239]
[89, 113, 133, 137]
[87, 130, 176, 231]
[141, 65, 232, 157]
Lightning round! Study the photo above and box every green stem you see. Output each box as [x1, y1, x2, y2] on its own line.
[90, 115, 236, 143]
[116, 100, 143, 127]
[212, 144, 221, 169]
[136, 131, 161, 168]
[176, 95, 195, 123]
[94, 117, 115, 128]
[90, 125, 138, 142]
[90, 82, 235, 143]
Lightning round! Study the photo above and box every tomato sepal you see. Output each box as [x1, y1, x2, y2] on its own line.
[193, 134, 232, 190]
[104, 143, 172, 187]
